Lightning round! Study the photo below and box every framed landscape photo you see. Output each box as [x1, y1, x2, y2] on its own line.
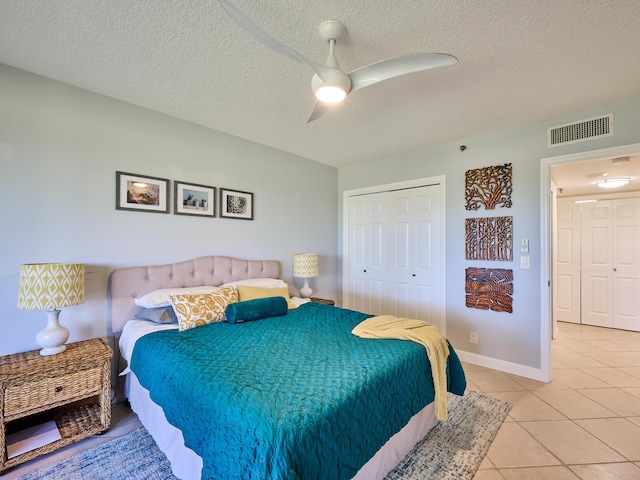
[174, 181, 216, 217]
[220, 188, 253, 220]
[116, 171, 169, 213]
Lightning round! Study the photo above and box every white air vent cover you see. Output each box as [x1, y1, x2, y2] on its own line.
[547, 113, 613, 148]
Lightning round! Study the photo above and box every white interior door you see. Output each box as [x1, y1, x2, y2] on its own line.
[554, 201, 581, 324]
[612, 198, 640, 331]
[347, 192, 387, 315]
[388, 186, 443, 331]
[581, 201, 613, 328]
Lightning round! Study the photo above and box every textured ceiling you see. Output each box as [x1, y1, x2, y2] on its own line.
[1, 1, 640, 168]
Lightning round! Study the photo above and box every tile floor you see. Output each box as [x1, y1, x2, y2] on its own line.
[474, 321, 640, 480]
[5, 321, 640, 479]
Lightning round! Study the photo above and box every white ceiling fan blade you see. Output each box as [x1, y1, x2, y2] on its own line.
[218, 0, 334, 82]
[349, 53, 457, 93]
[306, 102, 329, 123]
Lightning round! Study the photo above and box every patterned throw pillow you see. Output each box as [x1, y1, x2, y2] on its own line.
[170, 286, 238, 331]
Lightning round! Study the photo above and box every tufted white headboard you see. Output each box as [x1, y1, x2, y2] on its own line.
[107, 256, 281, 336]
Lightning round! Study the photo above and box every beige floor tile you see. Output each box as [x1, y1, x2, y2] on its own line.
[557, 340, 603, 353]
[580, 367, 640, 387]
[473, 469, 506, 480]
[486, 422, 560, 469]
[551, 343, 574, 353]
[551, 368, 612, 389]
[568, 462, 640, 480]
[627, 416, 640, 427]
[533, 390, 616, 419]
[582, 351, 640, 367]
[619, 366, 640, 378]
[521, 420, 625, 464]
[466, 370, 526, 393]
[619, 351, 640, 363]
[507, 374, 571, 392]
[622, 387, 640, 399]
[559, 331, 604, 341]
[581, 340, 637, 351]
[552, 352, 608, 368]
[462, 361, 493, 372]
[613, 339, 640, 350]
[575, 418, 640, 461]
[490, 391, 565, 421]
[498, 466, 579, 479]
[478, 455, 495, 469]
[550, 358, 572, 369]
[578, 388, 640, 416]
[466, 380, 483, 392]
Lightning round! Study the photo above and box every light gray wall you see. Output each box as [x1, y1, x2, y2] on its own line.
[0, 64, 338, 356]
[338, 96, 640, 377]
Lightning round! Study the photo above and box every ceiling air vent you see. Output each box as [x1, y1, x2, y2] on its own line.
[547, 113, 613, 148]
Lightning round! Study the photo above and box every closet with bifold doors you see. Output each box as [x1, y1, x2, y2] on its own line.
[555, 196, 640, 332]
[345, 181, 445, 334]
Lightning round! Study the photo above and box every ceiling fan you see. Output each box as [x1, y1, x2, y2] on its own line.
[218, 0, 458, 122]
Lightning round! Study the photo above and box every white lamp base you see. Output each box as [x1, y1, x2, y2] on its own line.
[36, 309, 70, 356]
[299, 279, 313, 299]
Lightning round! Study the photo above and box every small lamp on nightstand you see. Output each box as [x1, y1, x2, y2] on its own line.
[17, 263, 85, 356]
[293, 253, 319, 299]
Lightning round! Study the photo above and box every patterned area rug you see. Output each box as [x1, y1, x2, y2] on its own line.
[18, 390, 510, 480]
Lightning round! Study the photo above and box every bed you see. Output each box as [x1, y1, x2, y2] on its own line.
[109, 256, 466, 480]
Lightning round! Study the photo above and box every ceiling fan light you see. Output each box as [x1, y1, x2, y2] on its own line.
[315, 85, 347, 103]
[595, 177, 631, 188]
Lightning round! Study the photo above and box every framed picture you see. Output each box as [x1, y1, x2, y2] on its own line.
[220, 188, 253, 220]
[116, 171, 169, 213]
[174, 181, 216, 217]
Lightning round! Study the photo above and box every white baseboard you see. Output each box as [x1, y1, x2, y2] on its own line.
[456, 350, 549, 383]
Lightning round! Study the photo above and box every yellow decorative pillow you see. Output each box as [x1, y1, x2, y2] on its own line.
[170, 286, 238, 331]
[236, 285, 296, 309]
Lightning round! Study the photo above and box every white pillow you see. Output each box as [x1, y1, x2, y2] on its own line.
[134, 286, 221, 308]
[220, 278, 288, 289]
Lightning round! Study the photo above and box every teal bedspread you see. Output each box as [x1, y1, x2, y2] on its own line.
[130, 303, 466, 480]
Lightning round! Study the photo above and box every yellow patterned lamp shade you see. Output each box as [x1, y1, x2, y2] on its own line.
[293, 254, 319, 299]
[17, 263, 85, 356]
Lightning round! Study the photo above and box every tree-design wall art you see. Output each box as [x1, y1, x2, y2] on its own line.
[465, 267, 513, 313]
[465, 216, 513, 261]
[465, 163, 513, 210]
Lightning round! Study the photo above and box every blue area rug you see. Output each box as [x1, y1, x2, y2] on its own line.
[18, 390, 510, 480]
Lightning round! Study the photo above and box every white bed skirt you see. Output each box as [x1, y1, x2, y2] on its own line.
[125, 373, 439, 480]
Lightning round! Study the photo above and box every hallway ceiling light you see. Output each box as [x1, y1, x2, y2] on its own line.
[595, 177, 631, 188]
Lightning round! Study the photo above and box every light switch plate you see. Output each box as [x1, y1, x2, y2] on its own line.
[521, 238, 529, 253]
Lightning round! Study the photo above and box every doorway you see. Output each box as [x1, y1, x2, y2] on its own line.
[541, 142, 640, 381]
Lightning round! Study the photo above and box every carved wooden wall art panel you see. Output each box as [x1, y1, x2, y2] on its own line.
[465, 216, 513, 261]
[465, 267, 513, 313]
[465, 163, 513, 210]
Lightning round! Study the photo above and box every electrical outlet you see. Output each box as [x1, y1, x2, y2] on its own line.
[469, 331, 479, 344]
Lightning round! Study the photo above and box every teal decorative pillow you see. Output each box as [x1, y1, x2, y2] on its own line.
[225, 296, 288, 324]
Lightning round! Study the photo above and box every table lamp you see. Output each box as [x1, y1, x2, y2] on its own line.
[293, 253, 319, 298]
[17, 263, 85, 356]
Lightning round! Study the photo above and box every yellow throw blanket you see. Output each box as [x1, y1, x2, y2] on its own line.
[352, 315, 450, 421]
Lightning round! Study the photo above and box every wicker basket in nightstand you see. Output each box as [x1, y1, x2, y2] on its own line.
[309, 297, 335, 306]
[0, 338, 112, 471]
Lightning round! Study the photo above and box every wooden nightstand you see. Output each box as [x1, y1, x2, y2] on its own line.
[0, 338, 112, 471]
[309, 297, 335, 306]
